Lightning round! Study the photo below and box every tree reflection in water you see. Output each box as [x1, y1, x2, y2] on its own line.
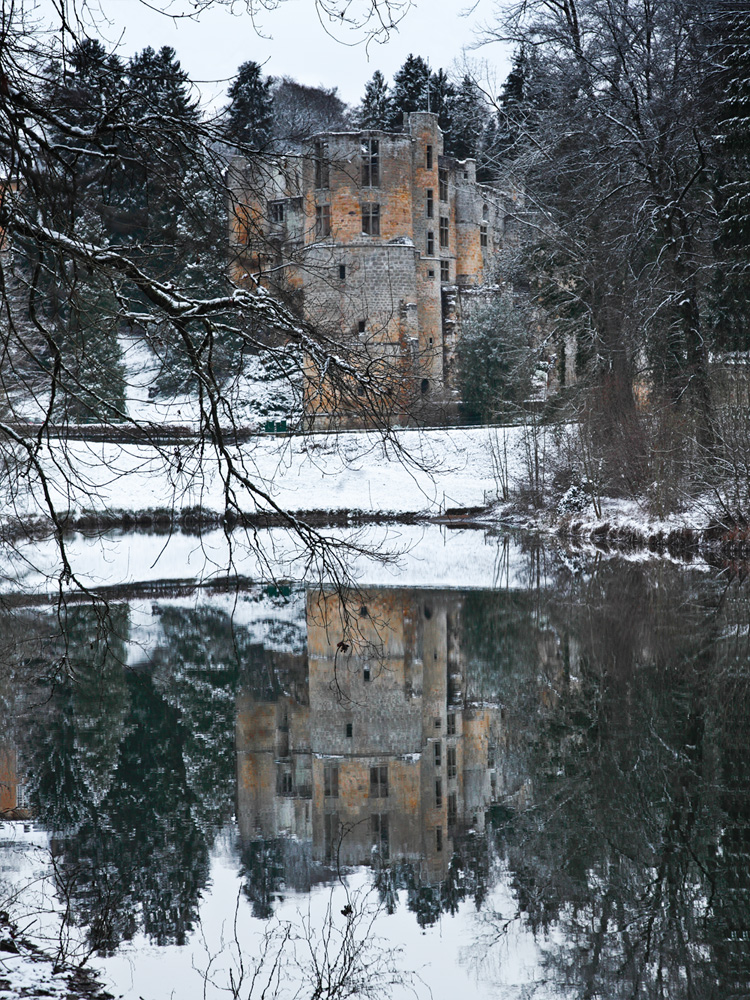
[1, 559, 748, 997]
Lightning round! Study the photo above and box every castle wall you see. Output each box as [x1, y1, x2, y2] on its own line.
[228, 113, 515, 421]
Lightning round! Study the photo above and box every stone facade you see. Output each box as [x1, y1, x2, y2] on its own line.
[229, 113, 521, 425]
[235, 587, 504, 882]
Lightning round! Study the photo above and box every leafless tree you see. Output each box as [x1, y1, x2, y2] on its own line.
[0, 0, 417, 600]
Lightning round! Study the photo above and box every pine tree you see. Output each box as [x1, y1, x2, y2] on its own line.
[225, 60, 274, 148]
[427, 67, 455, 135]
[355, 70, 392, 129]
[390, 54, 431, 127]
[444, 75, 489, 160]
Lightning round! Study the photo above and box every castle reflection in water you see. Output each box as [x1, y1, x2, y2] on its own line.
[236, 588, 505, 882]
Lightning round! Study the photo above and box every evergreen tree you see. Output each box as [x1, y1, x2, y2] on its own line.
[389, 54, 431, 127]
[495, 46, 548, 161]
[355, 70, 392, 129]
[444, 75, 489, 161]
[225, 60, 274, 148]
[457, 293, 535, 422]
[126, 45, 199, 123]
[426, 67, 454, 135]
[16, 39, 130, 421]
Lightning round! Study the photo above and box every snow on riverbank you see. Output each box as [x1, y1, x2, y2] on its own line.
[1, 524, 551, 595]
[6, 425, 523, 521]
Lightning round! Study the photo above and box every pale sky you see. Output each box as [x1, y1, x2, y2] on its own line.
[64, 0, 511, 111]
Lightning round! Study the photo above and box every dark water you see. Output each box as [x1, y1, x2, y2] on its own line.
[1, 548, 750, 998]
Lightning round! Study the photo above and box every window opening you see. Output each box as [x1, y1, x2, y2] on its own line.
[269, 201, 285, 224]
[346, 722, 353, 738]
[426, 189, 434, 218]
[361, 138, 380, 186]
[372, 813, 389, 859]
[316, 204, 331, 238]
[370, 764, 388, 798]
[362, 203, 380, 236]
[434, 741, 442, 768]
[426, 144, 433, 169]
[426, 231, 434, 256]
[315, 141, 329, 189]
[435, 778, 443, 808]
[447, 745, 457, 779]
[339, 264, 346, 279]
[440, 260, 449, 282]
[324, 813, 339, 861]
[324, 763, 339, 798]
[447, 713, 456, 736]
[480, 223, 488, 248]
[439, 166, 448, 201]
[448, 792, 457, 825]
[439, 216, 449, 248]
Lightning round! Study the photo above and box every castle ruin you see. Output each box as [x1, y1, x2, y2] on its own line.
[229, 112, 520, 426]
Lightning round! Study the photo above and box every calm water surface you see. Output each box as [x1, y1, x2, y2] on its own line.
[1, 532, 748, 999]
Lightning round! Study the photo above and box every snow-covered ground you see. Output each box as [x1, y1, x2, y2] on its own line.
[1, 523, 552, 596]
[5, 425, 524, 520]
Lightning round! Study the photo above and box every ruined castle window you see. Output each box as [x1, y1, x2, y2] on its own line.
[370, 765, 388, 798]
[269, 200, 285, 224]
[426, 144, 433, 169]
[447, 745, 457, 779]
[426, 231, 435, 256]
[316, 204, 331, 238]
[315, 141, 329, 189]
[426, 189, 434, 218]
[439, 166, 448, 201]
[361, 138, 380, 186]
[434, 741, 442, 767]
[447, 713, 456, 736]
[339, 264, 346, 280]
[439, 217, 449, 248]
[324, 763, 339, 798]
[435, 826, 443, 852]
[440, 260, 449, 282]
[372, 813, 389, 859]
[346, 722, 353, 738]
[480, 224, 488, 248]
[277, 767, 293, 796]
[361, 203, 380, 235]
[324, 812, 339, 861]
[435, 778, 443, 808]
[447, 792, 457, 825]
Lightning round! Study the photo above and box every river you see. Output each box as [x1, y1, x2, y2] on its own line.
[0, 527, 748, 999]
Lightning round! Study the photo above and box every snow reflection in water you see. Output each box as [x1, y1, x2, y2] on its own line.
[1, 534, 749, 999]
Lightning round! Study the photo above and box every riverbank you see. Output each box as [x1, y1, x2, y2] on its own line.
[1, 423, 742, 570]
[0, 914, 113, 1000]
